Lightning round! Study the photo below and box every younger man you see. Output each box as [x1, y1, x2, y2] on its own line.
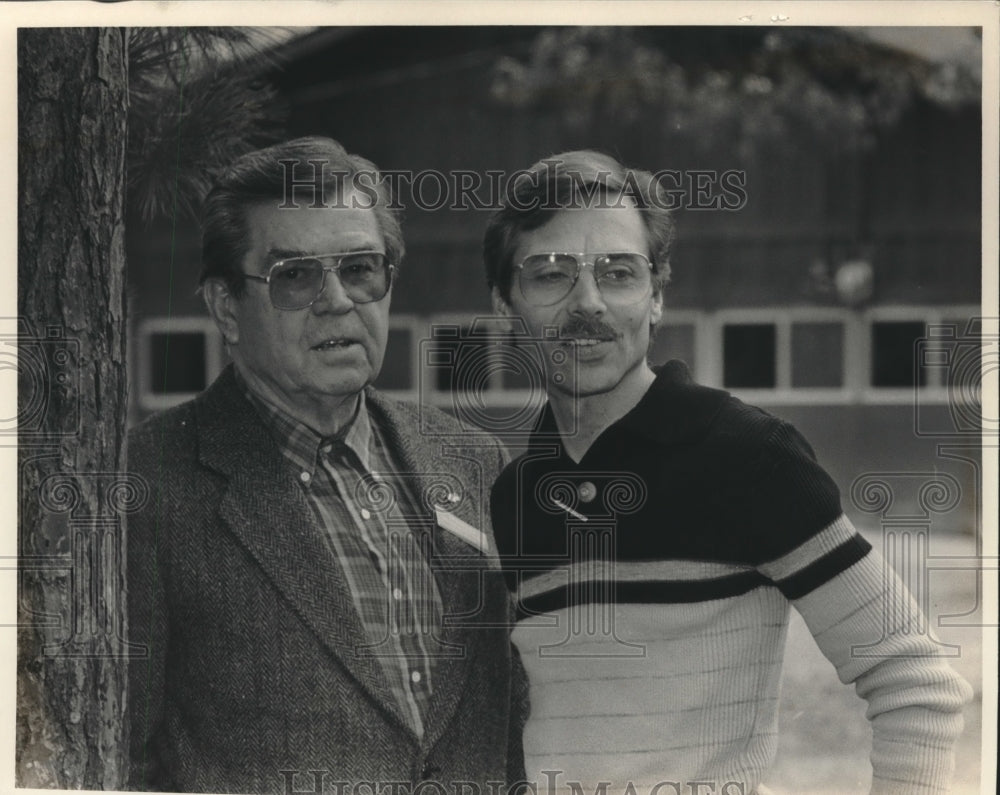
[485, 150, 972, 794]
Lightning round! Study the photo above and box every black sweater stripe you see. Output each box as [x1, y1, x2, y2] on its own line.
[517, 570, 771, 618]
[775, 536, 873, 600]
[515, 536, 873, 617]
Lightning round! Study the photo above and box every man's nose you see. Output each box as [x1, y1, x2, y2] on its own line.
[311, 270, 355, 314]
[567, 268, 606, 315]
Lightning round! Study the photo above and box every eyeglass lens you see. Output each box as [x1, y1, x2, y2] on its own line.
[270, 253, 389, 308]
[518, 253, 651, 306]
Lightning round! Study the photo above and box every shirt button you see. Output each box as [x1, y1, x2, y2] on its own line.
[392, 587, 403, 601]
[360, 508, 372, 520]
[421, 764, 441, 779]
[410, 670, 422, 684]
[578, 481, 597, 502]
[299, 471, 311, 484]
[321, 444, 332, 455]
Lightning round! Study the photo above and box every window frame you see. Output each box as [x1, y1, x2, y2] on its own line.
[418, 312, 541, 409]
[373, 314, 423, 401]
[131, 305, 982, 414]
[134, 316, 224, 412]
[709, 304, 979, 405]
[858, 304, 979, 404]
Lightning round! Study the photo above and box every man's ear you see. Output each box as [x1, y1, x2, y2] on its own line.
[650, 289, 664, 327]
[491, 286, 511, 317]
[202, 279, 241, 345]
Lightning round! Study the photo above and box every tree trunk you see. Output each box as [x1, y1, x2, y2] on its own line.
[16, 27, 131, 789]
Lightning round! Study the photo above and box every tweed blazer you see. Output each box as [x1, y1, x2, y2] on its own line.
[127, 366, 525, 793]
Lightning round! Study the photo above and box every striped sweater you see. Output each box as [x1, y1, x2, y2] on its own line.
[490, 362, 972, 794]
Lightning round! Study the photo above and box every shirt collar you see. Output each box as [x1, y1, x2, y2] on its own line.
[236, 368, 374, 476]
[531, 359, 731, 457]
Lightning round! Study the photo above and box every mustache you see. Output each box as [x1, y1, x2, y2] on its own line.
[557, 317, 620, 340]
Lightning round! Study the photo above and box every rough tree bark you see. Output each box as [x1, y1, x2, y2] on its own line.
[16, 27, 132, 789]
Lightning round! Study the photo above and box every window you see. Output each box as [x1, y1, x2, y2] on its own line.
[149, 332, 207, 394]
[135, 316, 223, 411]
[419, 315, 549, 431]
[791, 322, 844, 388]
[707, 306, 976, 403]
[423, 322, 496, 395]
[937, 318, 982, 394]
[723, 323, 776, 388]
[871, 321, 928, 387]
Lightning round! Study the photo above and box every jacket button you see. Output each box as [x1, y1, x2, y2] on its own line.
[421, 764, 442, 779]
[578, 481, 597, 502]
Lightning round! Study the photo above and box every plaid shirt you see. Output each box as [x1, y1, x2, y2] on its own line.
[241, 381, 442, 737]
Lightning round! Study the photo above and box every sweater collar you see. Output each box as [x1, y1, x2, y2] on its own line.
[531, 359, 730, 454]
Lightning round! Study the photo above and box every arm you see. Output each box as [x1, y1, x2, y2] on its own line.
[762, 516, 972, 793]
[753, 424, 972, 793]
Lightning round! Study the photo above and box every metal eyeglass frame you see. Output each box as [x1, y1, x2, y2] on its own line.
[241, 251, 396, 310]
[513, 252, 654, 306]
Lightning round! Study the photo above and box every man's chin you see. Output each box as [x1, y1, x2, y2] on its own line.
[324, 372, 373, 395]
[546, 372, 617, 400]
[543, 357, 652, 402]
[311, 363, 376, 397]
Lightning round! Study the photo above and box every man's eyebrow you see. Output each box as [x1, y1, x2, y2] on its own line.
[266, 245, 380, 261]
[266, 247, 308, 260]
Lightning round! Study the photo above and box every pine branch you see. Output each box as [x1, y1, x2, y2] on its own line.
[126, 28, 290, 225]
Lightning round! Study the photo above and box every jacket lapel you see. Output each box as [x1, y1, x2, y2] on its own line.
[366, 392, 502, 747]
[194, 369, 413, 732]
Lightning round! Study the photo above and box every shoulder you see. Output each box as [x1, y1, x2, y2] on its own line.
[364, 389, 427, 428]
[624, 364, 789, 470]
[709, 399, 843, 559]
[124, 400, 208, 550]
[637, 377, 844, 561]
[365, 389, 446, 431]
[641, 362, 801, 467]
[127, 364, 263, 472]
[710, 397, 822, 473]
[366, 388, 508, 448]
[706, 394, 787, 459]
[127, 398, 199, 467]
[692, 392, 834, 506]
[619, 360, 784, 459]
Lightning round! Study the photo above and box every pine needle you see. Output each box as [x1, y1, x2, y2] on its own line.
[127, 28, 289, 226]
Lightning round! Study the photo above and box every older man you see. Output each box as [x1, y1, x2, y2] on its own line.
[127, 137, 523, 793]
[485, 150, 972, 794]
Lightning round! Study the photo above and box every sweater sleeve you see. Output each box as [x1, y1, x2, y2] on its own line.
[754, 425, 973, 794]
